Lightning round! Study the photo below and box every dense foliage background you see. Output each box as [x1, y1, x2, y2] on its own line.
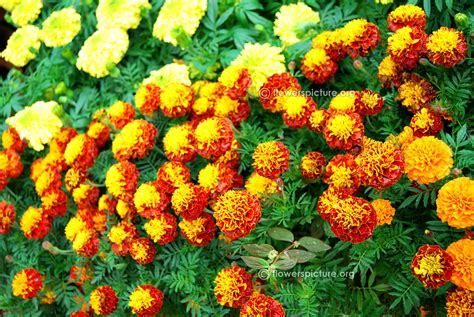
[0, 0, 473, 316]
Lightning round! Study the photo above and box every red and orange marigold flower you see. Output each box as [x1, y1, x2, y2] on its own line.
[108, 221, 139, 256]
[218, 65, 251, 99]
[341, 19, 380, 59]
[159, 83, 194, 118]
[371, 199, 396, 226]
[354, 90, 384, 116]
[411, 244, 454, 288]
[144, 212, 178, 245]
[129, 237, 156, 265]
[252, 141, 289, 179]
[259, 72, 301, 113]
[387, 26, 427, 70]
[64, 168, 88, 192]
[323, 154, 360, 195]
[324, 111, 364, 150]
[2, 127, 26, 153]
[426, 27, 467, 68]
[105, 161, 140, 202]
[240, 294, 285, 317]
[301, 48, 338, 84]
[436, 177, 474, 229]
[300, 151, 326, 180]
[20, 206, 52, 240]
[396, 74, 436, 113]
[12, 268, 42, 300]
[194, 117, 234, 160]
[311, 29, 345, 61]
[35, 169, 61, 196]
[86, 121, 110, 148]
[0, 201, 16, 234]
[135, 83, 161, 117]
[128, 284, 164, 317]
[171, 183, 208, 220]
[377, 56, 403, 88]
[0, 149, 23, 179]
[409, 108, 443, 137]
[50, 128, 78, 154]
[308, 109, 328, 133]
[198, 162, 236, 198]
[90, 286, 118, 316]
[156, 161, 191, 194]
[163, 123, 196, 163]
[387, 4, 426, 32]
[179, 212, 216, 246]
[134, 182, 169, 219]
[214, 266, 253, 308]
[317, 188, 349, 221]
[69, 265, 93, 286]
[446, 239, 474, 291]
[72, 183, 100, 209]
[107, 101, 136, 130]
[280, 95, 317, 128]
[112, 119, 158, 161]
[72, 229, 100, 258]
[64, 134, 99, 170]
[41, 189, 68, 217]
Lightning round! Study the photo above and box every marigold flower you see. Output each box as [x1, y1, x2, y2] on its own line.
[20, 206, 51, 240]
[198, 162, 237, 198]
[162, 123, 196, 163]
[387, 26, 427, 70]
[50, 128, 78, 154]
[116, 199, 137, 220]
[134, 182, 169, 219]
[426, 27, 467, 68]
[64, 134, 99, 170]
[280, 95, 317, 128]
[371, 199, 396, 226]
[447, 239, 474, 290]
[96, 0, 150, 30]
[72, 228, 100, 258]
[1, 24, 41, 67]
[10, 0, 42, 26]
[64, 168, 87, 192]
[156, 161, 191, 194]
[411, 244, 453, 288]
[159, 83, 194, 117]
[129, 237, 156, 265]
[142, 63, 191, 87]
[403, 136, 453, 184]
[240, 293, 285, 317]
[90, 286, 118, 316]
[213, 190, 261, 239]
[12, 268, 42, 300]
[301, 48, 338, 84]
[436, 177, 474, 229]
[273, 2, 320, 47]
[446, 287, 474, 316]
[2, 127, 26, 153]
[41, 189, 68, 217]
[328, 92, 356, 112]
[396, 75, 436, 113]
[355, 137, 404, 190]
[128, 284, 164, 316]
[323, 154, 359, 195]
[245, 172, 280, 197]
[171, 183, 208, 220]
[35, 169, 61, 197]
[179, 213, 216, 246]
[377, 55, 403, 88]
[69, 265, 93, 285]
[317, 188, 349, 221]
[73, 183, 100, 209]
[0, 0, 21, 11]
[300, 151, 325, 180]
[259, 72, 301, 113]
[76, 28, 129, 78]
[0, 149, 23, 179]
[40, 290, 56, 305]
[323, 112, 364, 150]
[112, 119, 158, 161]
[98, 194, 117, 215]
[144, 212, 178, 245]
[231, 43, 286, 96]
[409, 108, 443, 137]
[214, 266, 253, 308]
[387, 4, 426, 32]
[214, 139, 241, 169]
[41, 7, 81, 47]
[70, 312, 90, 317]
[41, 151, 67, 173]
[0, 202, 16, 234]
[108, 221, 138, 256]
[135, 83, 161, 117]
[312, 29, 345, 61]
[308, 109, 328, 133]
[65, 215, 92, 241]
[252, 141, 289, 179]
[218, 65, 251, 99]
[341, 19, 380, 58]
[105, 161, 140, 202]
[107, 101, 136, 130]
[0, 170, 7, 192]
[194, 117, 234, 160]
[86, 122, 110, 148]
[214, 94, 250, 127]
[354, 90, 384, 116]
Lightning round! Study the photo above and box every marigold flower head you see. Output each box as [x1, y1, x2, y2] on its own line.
[354, 90, 384, 116]
[214, 139, 241, 169]
[446, 287, 474, 316]
[198, 162, 236, 199]
[0, 202, 16, 234]
[410, 108, 443, 137]
[231, 43, 286, 96]
[64, 168, 87, 192]
[20, 206, 51, 240]
[0, 0, 21, 11]
[426, 27, 467, 68]
[108, 221, 138, 256]
[312, 29, 345, 61]
[69, 265, 93, 285]
[194, 117, 234, 160]
[64, 134, 99, 170]
[245, 172, 280, 197]
[90, 286, 118, 316]
[135, 83, 161, 117]
[436, 177, 474, 229]
[41, 7, 81, 47]
[112, 119, 158, 161]
[76, 28, 129, 78]
[50, 128, 78, 154]
[134, 182, 169, 219]
[387, 4, 426, 32]
[213, 190, 261, 239]
[240, 293, 285, 317]
[371, 199, 396, 226]
[159, 83, 194, 118]
[387, 26, 427, 70]
[41, 151, 67, 173]
[252, 141, 289, 179]
[214, 266, 253, 308]
[129, 237, 156, 265]
[259, 72, 301, 113]
[341, 19, 380, 58]
[403, 136, 453, 184]
[128, 285, 164, 317]
[323, 154, 359, 195]
[162, 123, 196, 163]
[377, 55, 403, 88]
[300, 151, 325, 180]
[280, 95, 317, 128]
[2, 127, 26, 153]
[156, 161, 190, 194]
[65, 215, 92, 241]
[0, 149, 23, 179]
[323, 111, 364, 151]
[96, 0, 150, 30]
[396, 74, 436, 113]
[301, 48, 338, 84]
[40, 290, 56, 305]
[98, 194, 117, 215]
[107, 101, 136, 130]
[86, 121, 110, 148]
[1, 24, 41, 67]
[447, 239, 474, 290]
[105, 161, 140, 202]
[72, 183, 100, 209]
[214, 94, 250, 127]
[171, 183, 208, 220]
[34, 169, 61, 197]
[144, 212, 178, 245]
[41, 189, 68, 217]
[12, 268, 42, 300]
[308, 109, 328, 133]
[273, 2, 320, 47]
[72, 228, 100, 258]
[411, 244, 453, 288]
[179, 212, 216, 246]
[218, 65, 251, 99]
[142, 63, 191, 87]
[10, 0, 42, 26]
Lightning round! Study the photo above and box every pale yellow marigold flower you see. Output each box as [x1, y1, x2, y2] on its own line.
[41, 7, 81, 47]
[231, 43, 286, 96]
[375, 0, 393, 4]
[0, 0, 21, 11]
[96, 0, 150, 30]
[1, 25, 41, 67]
[76, 28, 129, 78]
[142, 62, 191, 87]
[153, 0, 207, 46]
[274, 2, 320, 47]
[6, 101, 63, 151]
[11, 0, 43, 26]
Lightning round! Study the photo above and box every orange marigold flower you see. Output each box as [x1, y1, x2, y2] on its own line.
[341, 19, 380, 59]
[69, 265, 93, 286]
[194, 117, 234, 160]
[135, 83, 161, 117]
[307, 108, 328, 133]
[107, 101, 136, 130]
[280, 95, 317, 128]
[245, 172, 281, 197]
[90, 286, 118, 316]
[426, 27, 467, 68]
[130, 237, 156, 265]
[301, 48, 338, 84]
[259, 72, 301, 113]
[65, 168, 88, 192]
[323, 154, 359, 195]
[387, 26, 427, 70]
[355, 90, 384, 116]
[387, 4, 426, 32]
[64, 135, 99, 170]
[41, 189, 68, 217]
[394, 126, 416, 151]
[112, 119, 158, 161]
[212, 190, 261, 239]
[163, 123, 196, 163]
[72, 183, 100, 209]
[323, 111, 364, 151]
[355, 137, 404, 190]
[328, 91, 356, 112]
[447, 239, 474, 290]
[240, 293, 285, 317]
[214, 93, 250, 127]
[252, 141, 289, 179]
[35, 169, 62, 196]
[134, 182, 169, 219]
[0, 149, 23, 179]
[436, 177, 474, 229]
[0, 202, 16, 234]
[156, 161, 191, 194]
[411, 244, 453, 288]
[171, 183, 208, 220]
[2, 127, 26, 153]
[317, 188, 348, 221]
[403, 136, 453, 184]
[108, 221, 139, 256]
[72, 228, 100, 258]
[144, 212, 178, 245]
[446, 287, 474, 316]
[86, 121, 110, 148]
[128, 284, 164, 317]
[219, 65, 251, 99]
[20, 206, 52, 240]
[300, 151, 326, 180]
[371, 199, 396, 226]
[214, 138, 241, 169]
[50, 128, 78, 154]
[179, 212, 216, 246]
[12, 268, 42, 300]
[159, 83, 194, 118]
[105, 161, 140, 202]
[214, 266, 253, 308]
[377, 55, 403, 88]
[409, 108, 443, 137]
[312, 29, 345, 61]
[198, 162, 237, 199]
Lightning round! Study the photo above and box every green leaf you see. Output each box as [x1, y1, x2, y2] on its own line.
[424, 0, 431, 16]
[240, 256, 269, 269]
[243, 244, 275, 258]
[273, 257, 297, 270]
[267, 227, 294, 242]
[297, 237, 331, 253]
[286, 250, 316, 263]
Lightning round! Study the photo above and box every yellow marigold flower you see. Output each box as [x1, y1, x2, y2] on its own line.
[112, 119, 157, 161]
[245, 173, 279, 197]
[163, 123, 195, 163]
[142, 62, 191, 86]
[403, 136, 453, 184]
[153, 0, 207, 46]
[159, 83, 194, 117]
[394, 126, 415, 150]
[0, 25, 41, 67]
[0, 0, 21, 11]
[76, 28, 129, 78]
[231, 43, 286, 96]
[64, 215, 89, 241]
[10, 0, 42, 26]
[446, 287, 474, 316]
[371, 199, 396, 226]
[273, 2, 320, 46]
[436, 177, 474, 229]
[6, 101, 62, 151]
[447, 239, 474, 291]
[328, 91, 356, 112]
[41, 7, 81, 47]
[96, 0, 150, 30]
